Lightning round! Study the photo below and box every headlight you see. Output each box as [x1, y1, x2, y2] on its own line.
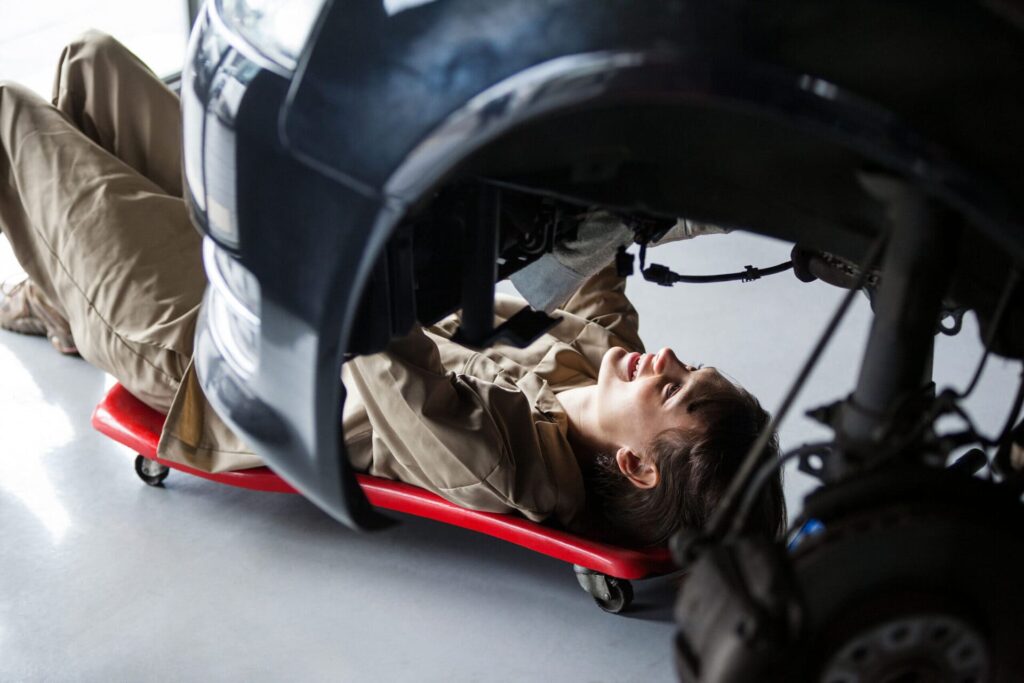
[216, 0, 326, 72]
[204, 238, 261, 315]
[202, 238, 261, 376]
[203, 286, 260, 377]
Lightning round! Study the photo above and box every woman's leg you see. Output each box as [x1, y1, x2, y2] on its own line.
[51, 30, 183, 197]
[0, 81, 202, 412]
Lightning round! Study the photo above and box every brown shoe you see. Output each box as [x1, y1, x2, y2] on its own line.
[0, 280, 78, 355]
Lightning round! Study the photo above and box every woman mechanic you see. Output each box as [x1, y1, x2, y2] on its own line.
[0, 32, 785, 547]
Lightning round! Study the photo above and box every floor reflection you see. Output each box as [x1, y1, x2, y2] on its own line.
[0, 346, 73, 542]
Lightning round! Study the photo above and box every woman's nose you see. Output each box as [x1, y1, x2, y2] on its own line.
[654, 348, 679, 374]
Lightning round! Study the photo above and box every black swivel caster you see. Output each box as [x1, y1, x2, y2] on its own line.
[134, 455, 170, 487]
[574, 565, 634, 614]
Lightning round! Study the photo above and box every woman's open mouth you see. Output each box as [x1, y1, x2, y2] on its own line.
[627, 352, 642, 381]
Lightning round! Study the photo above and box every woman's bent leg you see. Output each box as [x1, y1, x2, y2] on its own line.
[51, 30, 183, 197]
[0, 82, 202, 412]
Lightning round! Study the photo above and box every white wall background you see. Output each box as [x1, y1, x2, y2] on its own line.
[0, 0, 188, 96]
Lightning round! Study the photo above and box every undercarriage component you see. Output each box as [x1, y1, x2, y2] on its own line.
[673, 537, 801, 681]
[454, 184, 501, 347]
[447, 184, 565, 349]
[794, 471, 1024, 683]
[832, 174, 960, 479]
[790, 246, 881, 290]
[675, 169, 1023, 681]
[818, 612, 988, 683]
[676, 467, 1024, 682]
[452, 305, 561, 349]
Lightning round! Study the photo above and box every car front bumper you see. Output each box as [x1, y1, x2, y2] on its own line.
[182, 3, 393, 530]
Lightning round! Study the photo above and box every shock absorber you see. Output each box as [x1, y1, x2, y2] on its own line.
[831, 172, 961, 479]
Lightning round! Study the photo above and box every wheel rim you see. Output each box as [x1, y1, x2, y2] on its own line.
[140, 458, 166, 478]
[595, 578, 633, 613]
[819, 613, 989, 683]
[134, 455, 169, 485]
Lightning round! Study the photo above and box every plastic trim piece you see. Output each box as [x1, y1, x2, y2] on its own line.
[91, 382, 674, 580]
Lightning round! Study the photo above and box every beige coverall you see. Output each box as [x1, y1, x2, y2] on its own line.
[0, 33, 646, 531]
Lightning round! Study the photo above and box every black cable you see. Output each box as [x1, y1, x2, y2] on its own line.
[957, 268, 1021, 400]
[994, 367, 1024, 475]
[705, 234, 889, 541]
[642, 260, 794, 285]
[997, 368, 1024, 445]
[732, 442, 832, 536]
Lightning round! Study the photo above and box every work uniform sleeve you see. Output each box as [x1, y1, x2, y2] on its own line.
[343, 325, 570, 524]
[508, 210, 632, 313]
[559, 261, 643, 352]
[555, 220, 731, 347]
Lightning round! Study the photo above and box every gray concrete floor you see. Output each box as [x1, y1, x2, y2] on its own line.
[1, 231, 1019, 681]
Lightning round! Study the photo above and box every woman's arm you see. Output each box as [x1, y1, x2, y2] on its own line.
[509, 210, 729, 316]
[344, 325, 577, 523]
[558, 261, 643, 352]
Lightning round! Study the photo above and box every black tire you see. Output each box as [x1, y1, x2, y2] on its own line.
[134, 454, 169, 487]
[790, 501, 1024, 682]
[594, 577, 634, 614]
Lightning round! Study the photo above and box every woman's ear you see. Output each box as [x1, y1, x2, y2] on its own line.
[615, 447, 660, 489]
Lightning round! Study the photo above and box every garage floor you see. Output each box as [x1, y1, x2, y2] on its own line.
[1, 232, 1018, 681]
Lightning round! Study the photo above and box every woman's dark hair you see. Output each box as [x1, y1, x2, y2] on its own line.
[590, 383, 786, 548]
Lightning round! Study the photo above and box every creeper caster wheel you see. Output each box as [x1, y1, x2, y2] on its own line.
[574, 565, 634, 614]
[134, 455, 169, 487]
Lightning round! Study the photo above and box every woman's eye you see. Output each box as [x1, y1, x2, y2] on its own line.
[667, 384, 681, 397]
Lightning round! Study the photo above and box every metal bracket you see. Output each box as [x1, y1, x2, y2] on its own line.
[452, 306, 560, 350]
[797, 447, 830, 482]
[573, 565, 612, 602]
[938, 306, 968, 336]
[453, 186, 500, 347]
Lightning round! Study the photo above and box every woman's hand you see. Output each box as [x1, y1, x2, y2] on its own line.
[510, 211, 730, 313]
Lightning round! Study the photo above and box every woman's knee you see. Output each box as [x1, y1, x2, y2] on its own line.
[0, 80, 38, 105]
[0, 81, 50, 135]
[54, 30, 131, 99]
[61, 30, 121, 65]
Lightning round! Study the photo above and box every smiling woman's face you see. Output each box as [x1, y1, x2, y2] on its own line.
[594, 346, 735, 454]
